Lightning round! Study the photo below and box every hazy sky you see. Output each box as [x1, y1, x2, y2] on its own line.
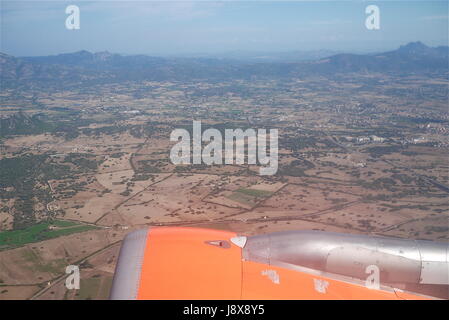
[1, 0, 448, 56]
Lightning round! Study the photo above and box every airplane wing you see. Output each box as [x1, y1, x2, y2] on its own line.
[110, 227, 449, 300]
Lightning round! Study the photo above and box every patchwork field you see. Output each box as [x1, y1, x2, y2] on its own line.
[1, 72, 448, 300]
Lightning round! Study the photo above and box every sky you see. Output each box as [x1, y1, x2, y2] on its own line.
[1, 0, 448, 57]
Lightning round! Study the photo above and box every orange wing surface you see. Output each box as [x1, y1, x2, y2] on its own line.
[110, 227, 448, 300]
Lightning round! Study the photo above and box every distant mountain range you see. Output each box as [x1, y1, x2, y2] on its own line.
[166, 49, 342, 63]
[1, 42, 447, 89]
[311, 42, 449, 74]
